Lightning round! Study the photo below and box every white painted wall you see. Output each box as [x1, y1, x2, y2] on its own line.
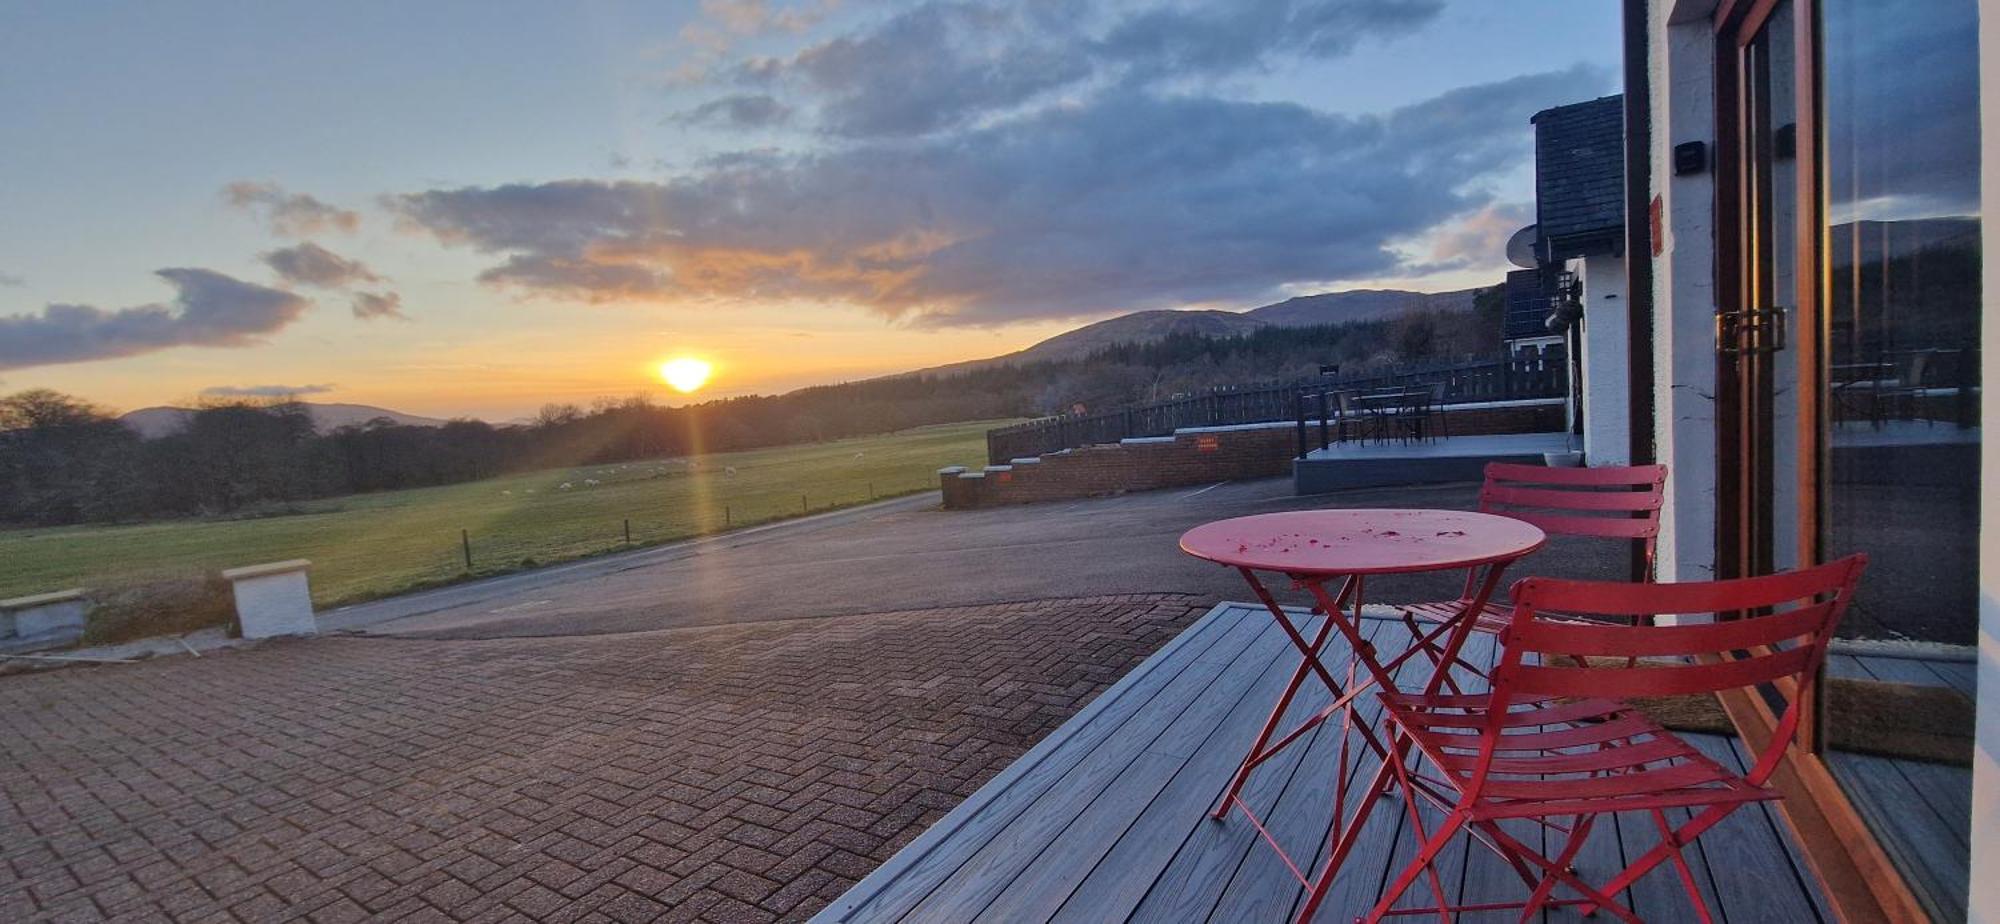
[1649, 1, 1721, 583]
[1573, 252, 1632, 466]
[1970, 0, 1998, 918]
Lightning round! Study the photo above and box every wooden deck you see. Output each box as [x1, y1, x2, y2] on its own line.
[816, 602, 1971, 923]
[1826, 652, 1975, 921]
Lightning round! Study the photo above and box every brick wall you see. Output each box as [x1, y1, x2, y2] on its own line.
[941, 400, 1564, 508]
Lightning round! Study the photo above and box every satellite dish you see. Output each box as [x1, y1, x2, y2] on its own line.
[1506, 224, 1539, 269]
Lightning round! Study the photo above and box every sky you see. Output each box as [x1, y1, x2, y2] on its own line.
[0, 0, 1620, 421]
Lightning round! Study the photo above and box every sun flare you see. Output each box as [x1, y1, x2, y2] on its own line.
[658, 357, 713, 393]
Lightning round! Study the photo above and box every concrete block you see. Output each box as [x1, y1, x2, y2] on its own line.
[0, 588, 88, 651]
[221, 560, 316, 639]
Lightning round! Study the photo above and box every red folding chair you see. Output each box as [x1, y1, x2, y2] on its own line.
[1395, 462, 1667, 671]
[1360, 554, 1866, 923]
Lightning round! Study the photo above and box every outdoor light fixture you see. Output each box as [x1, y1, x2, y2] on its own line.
[1673, 140, 1707, 175]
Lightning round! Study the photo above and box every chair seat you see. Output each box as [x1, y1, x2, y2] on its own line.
[1378, 692, 1778, 820]
[1400, 598, 1512, 634]
[1401, 599, 1639, 636]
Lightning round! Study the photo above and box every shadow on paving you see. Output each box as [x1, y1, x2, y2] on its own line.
[361, 479, 1631, 642]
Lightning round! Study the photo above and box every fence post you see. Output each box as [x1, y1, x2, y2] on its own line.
[624, 518, 631, 543]
[725, 505, 731, 528]
[461, 529, 472, 570]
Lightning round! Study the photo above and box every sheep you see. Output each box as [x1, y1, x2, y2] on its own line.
[724, 466, 738, 477]
[853, 451, 866, 460]
[559, 482, 574, 491]
[584, 478, 601, 486]
[501, 490, 512, 496]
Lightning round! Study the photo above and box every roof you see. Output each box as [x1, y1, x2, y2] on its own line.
[1503, 268, 1551, 340]
[1533, 94, 1625, 260]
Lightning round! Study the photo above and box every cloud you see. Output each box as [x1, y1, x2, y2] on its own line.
[674, 93, 794, 129]
[0, 271, 23, 287]
[223, 181, 361, 237]
[390, 66, 1601, 325]
[201, 383, 335, 398]
[733, 0, 1441, 137]
[350, 291, 408, 321]
[1396, 201, 1534, 275]
[0, 269, 312, 371]
[261, 242, 382, 288]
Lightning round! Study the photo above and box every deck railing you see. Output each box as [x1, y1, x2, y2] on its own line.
[985, 355, 1567, 464]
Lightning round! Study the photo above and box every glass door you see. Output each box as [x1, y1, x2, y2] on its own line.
[1716, 0, 1979, 918]
[1815, 0, 1980, 917]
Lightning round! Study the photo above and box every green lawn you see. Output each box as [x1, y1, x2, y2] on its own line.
[0, 420, 1007, 608]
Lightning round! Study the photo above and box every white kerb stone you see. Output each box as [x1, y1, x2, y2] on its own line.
[221, 560, 317, 639]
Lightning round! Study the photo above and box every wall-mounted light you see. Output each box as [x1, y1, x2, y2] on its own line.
[1673, 140, 1706, 176]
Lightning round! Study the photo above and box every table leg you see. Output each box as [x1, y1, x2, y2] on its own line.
[1209, 568, 1357, 820]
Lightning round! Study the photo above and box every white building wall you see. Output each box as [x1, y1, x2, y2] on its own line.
[1572, 252, 1631, 466]
[1971, 0, 1998, 918]
[1650, 0, 1721, 582]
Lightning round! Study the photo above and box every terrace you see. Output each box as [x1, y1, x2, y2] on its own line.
[816, 603, 1971, 922]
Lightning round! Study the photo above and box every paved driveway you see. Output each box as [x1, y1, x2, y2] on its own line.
[0, 595, 1205, 923]
[331, 478, 1624, 640]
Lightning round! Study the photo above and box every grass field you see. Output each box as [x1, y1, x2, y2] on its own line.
[0, 420, 1009, 608]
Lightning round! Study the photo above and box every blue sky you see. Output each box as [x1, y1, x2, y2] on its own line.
[0, 1, 1620, 419]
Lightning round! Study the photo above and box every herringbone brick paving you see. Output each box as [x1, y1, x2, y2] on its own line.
[0, 593, 1207, 923]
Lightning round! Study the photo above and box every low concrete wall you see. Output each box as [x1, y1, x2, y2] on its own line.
[0, 589, 89, 653]
[942, 399, 1565, 508]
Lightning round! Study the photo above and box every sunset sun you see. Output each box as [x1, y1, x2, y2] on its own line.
[658, 357, 713, 393]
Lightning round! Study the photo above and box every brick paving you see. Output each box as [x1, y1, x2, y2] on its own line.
[0, 594, 1207, 923]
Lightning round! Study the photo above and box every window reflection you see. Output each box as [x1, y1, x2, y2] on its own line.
[1821, 0, 1981, 645]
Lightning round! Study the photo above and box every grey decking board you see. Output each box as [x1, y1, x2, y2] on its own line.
[1046, 611, 1348, 923]
[1678, 735, 1830, 923]
[811, 606, 1244, 923]
[1280, 620, 1463, 919]
[1922, 660, 1976, 698]
[899, 612, 1278, 922]
[822, 603, 1961, 923]
[1211, 620, 1412, 923]
[971, 611, 1300, 923]
[1130, 619, 1383, 923]
[1826, 752, 1969, 923]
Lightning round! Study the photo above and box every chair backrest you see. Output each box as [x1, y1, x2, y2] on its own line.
[1473, 554, 1867, 794]
[1336, 391, 1359, 417]
[1479, 462, 1668, 578]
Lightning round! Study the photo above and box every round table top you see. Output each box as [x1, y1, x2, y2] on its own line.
[1179, 508, 1547, 575]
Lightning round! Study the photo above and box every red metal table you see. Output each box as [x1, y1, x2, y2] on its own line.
[1180, 508, 1546, 922]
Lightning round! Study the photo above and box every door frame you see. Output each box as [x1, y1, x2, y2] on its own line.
[1709, 1, 1928, 920]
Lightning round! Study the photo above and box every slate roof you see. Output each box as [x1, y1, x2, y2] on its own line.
[1533, 94, 1625, 260]
[1504, 268, 1553, 341]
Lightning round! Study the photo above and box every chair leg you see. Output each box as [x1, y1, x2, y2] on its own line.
[1519, 813, 1598, 922]
[1358, 811, 1466, 923]
[1652, 808, 1716, 924]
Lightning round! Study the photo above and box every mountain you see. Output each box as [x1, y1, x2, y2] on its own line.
[919, 287, 1482, 375]
[1245, 287, 1480, 326]
[120, 403, 450, 439]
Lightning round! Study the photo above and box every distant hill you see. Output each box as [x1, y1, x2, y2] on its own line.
[920, 286, 1482, 375]
[1245, 287, 1480, 326]
[120, 403, 449, 439]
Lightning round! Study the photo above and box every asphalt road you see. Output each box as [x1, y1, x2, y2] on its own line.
[325, 477, 1628, 640]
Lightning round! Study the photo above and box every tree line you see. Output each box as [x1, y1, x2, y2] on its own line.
[0, 300, 1501, 527]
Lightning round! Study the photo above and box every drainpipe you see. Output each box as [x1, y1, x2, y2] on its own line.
[1622, 0, 1657, 583]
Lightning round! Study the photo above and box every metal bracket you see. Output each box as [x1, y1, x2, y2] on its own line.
[1717, 306, 1787, 355]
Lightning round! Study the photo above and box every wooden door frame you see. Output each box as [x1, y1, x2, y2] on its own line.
[1709, 1, 1928, 920]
